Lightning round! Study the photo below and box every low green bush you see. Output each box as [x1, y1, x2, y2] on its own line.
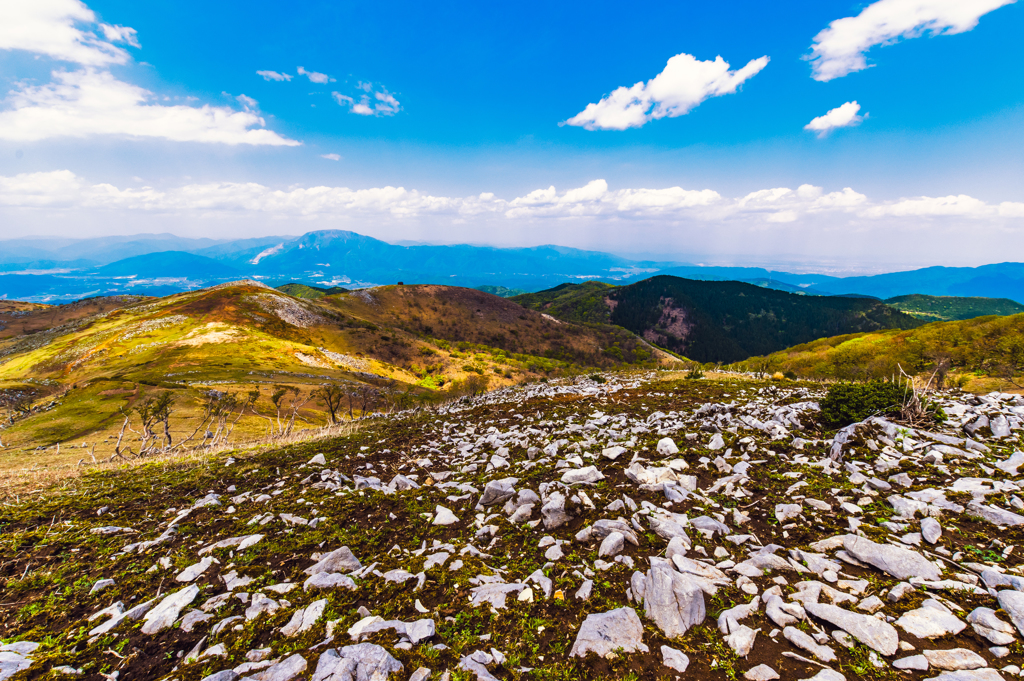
[819, 380, 908, 427]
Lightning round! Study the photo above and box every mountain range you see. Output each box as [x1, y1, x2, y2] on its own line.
[5, 229, 1024, 303]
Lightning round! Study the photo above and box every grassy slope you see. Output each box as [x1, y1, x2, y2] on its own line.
[885, 293, 1024, 321]
[515, 277, 922, 363]
[321, 284, 668, 368]
[736, 311, 1024, 388]
[275, 283, 350, 300]
[0, 284, 668, 479]
[0, 296, 147, 340]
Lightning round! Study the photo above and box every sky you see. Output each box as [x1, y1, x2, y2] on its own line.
[1, 0, 1023, 273]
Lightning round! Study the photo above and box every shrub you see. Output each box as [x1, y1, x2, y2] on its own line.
[783, 370, 797, 380]
[819, 380, 908, 427]
[589, 374, 606, 383]
[685, 365, 704, 380]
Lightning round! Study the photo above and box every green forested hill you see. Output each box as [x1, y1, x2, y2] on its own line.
[515, 276, 923, 363]
[511, 281, 617, 325]
[884, 294, 1024, 321]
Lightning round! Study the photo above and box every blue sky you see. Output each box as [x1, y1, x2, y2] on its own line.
[1, 0, 1023, 272]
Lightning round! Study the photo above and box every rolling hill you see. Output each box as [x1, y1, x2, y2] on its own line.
[0, 281, 671, 465]
[275, 282, 350, 299]
[884, 293, 1024, 321]
[514, 276, 923, 363]
[0, 296, 146, 340]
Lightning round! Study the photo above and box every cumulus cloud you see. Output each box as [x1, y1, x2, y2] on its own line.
[321, 153, 341, 161]
[332, 85, 401, 117]
[0, 0, 136, 66]
[12, 171, 1019, 230]
[808, 0, 1015, 81]
[0, 70, 298, 145]
[0, 1, 298, 146]
[564, 52, 769, 131]
[257, 70, 292, 82]
[804, 101, 865, 136]
[297, 66, 333, 84]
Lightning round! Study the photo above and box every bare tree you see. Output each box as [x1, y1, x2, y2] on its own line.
[357, 385, 378, 417]
[313, 383, 346, 424]
[0, 391, 34, 425]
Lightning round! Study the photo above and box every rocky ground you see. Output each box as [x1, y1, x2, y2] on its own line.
[3, 372, 1024, 681]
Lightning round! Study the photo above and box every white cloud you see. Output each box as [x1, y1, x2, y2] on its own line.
[257, 70, 293, 82]
[332, 85, 401, 117]
[564, 52, 769, 131]
[0, 169, 85, 206]
[804, 101, 865, 136]
[0, 0, 136, 66]
[98, 23, 138, 47]
[808, 0, 1015, 81]
[297, 66, 333, 84]
[0, 1, 298, 146]
[4, 172, 1022, 237]
[235, 94, 258, 111]
[862, 194, 992, 217]
[321, 153, 341, 161]
[0, 69, 298, 145]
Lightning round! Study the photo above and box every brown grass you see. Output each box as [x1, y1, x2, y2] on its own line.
[0, 418, 361, 503]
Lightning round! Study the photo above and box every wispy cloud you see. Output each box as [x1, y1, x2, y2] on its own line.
[808, 0, 1015, 81]
[297, 66, 333, 84]
[320, 153, 341, 161]
[804, 101, 865, 137]
[0, 1, 298, 146]
[257, 70, 292, 82]
[332, 84, 401, 116]
[563, 52, 769, 131]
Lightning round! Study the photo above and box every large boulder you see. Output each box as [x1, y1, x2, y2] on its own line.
[643, 564, 705, 638]
[842, 535, 940, 581]
[305, 547, 361, 575]
[569, 607, 648, 658]
[479, 479, 517, 506]
[805, 602, 898, 656]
